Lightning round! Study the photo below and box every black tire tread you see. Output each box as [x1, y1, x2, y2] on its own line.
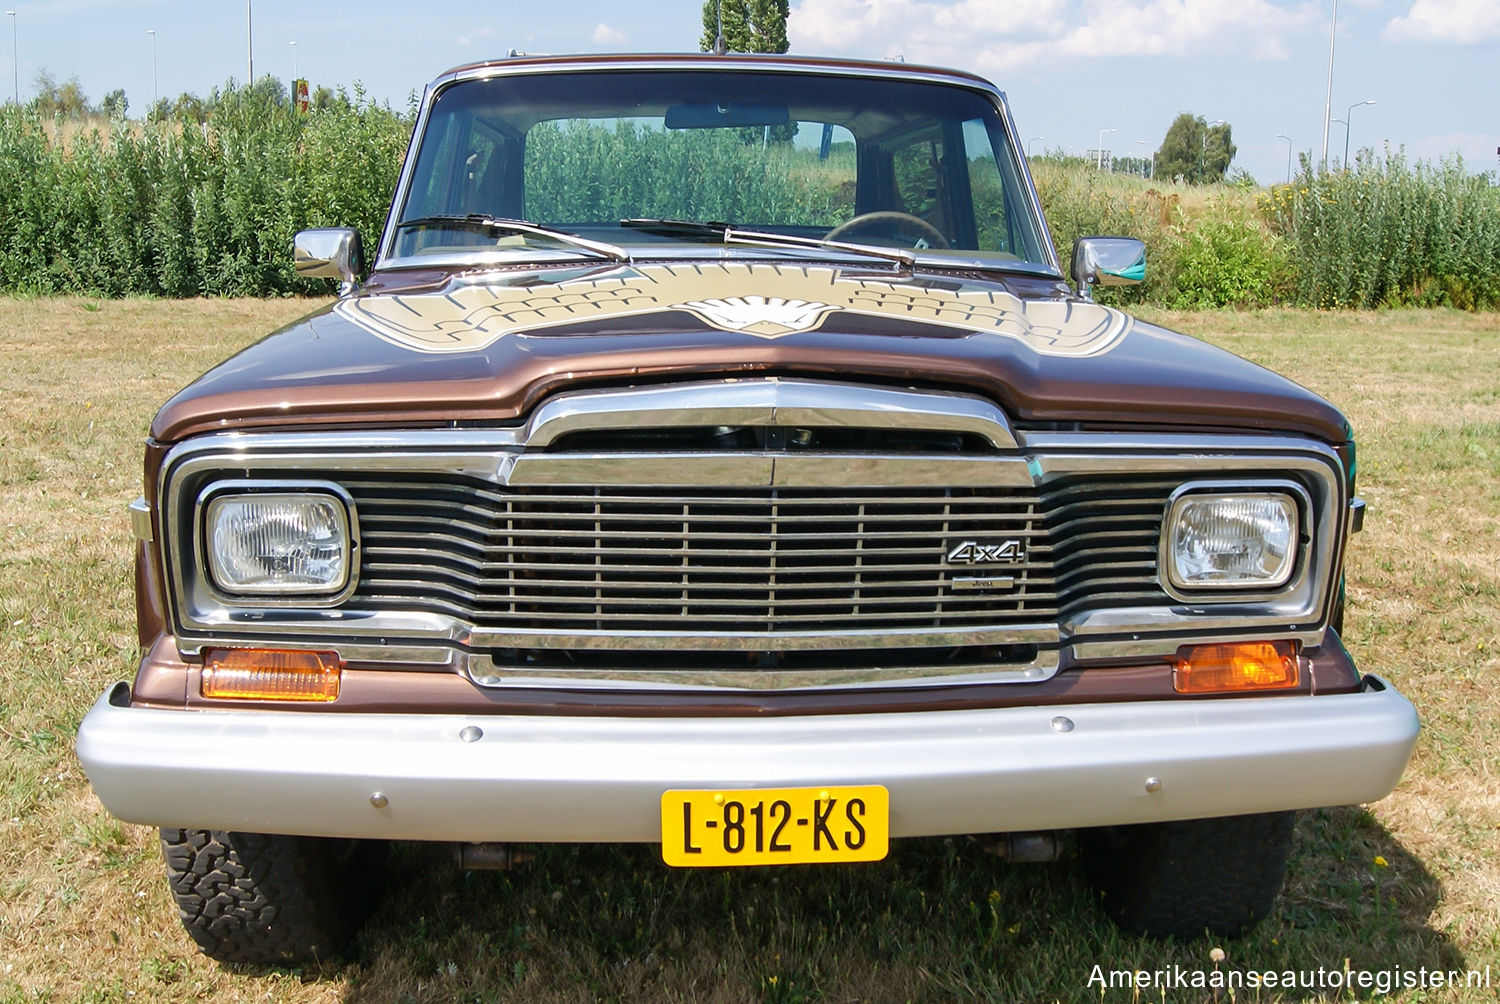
[160, 828, 361, 965]
[1080, 811, 1295, 939]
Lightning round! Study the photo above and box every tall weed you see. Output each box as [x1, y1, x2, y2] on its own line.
[2, 98, 1496, 310]
[1262, 151, 1500, 309]
[0, 87, 410, 297]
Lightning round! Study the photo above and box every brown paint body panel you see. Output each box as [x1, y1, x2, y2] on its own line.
[148, 266, 1348, 444]
[127, 637, 1360, 716]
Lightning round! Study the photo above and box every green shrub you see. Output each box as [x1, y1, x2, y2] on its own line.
[1165, 206, 1290, 308]
[0, 86, 410, 297]
[1261, 151, 1500, 309]
[2, 97, 1496, 311]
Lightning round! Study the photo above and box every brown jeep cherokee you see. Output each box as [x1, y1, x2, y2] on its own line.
[77, 52, 1418, 964]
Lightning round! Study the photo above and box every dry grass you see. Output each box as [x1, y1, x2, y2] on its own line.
[1, 298, 1498, 1002]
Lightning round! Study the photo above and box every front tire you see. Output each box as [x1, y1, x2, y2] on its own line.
[160, 828, 382, 965]
[1079, 811, 1295, 938]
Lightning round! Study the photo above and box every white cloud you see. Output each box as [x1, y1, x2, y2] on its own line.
[1382, 0, 1500, 42]
[457, 26, 496, 48]
[790, 0, 1320, 74]
[591, 23, 628, 46]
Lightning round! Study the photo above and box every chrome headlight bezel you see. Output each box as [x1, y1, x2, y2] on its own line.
[195, 480, 358, 605]
[1159, 481, 1308, 600]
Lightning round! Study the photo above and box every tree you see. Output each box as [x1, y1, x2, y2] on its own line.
[1203, 121, 1235, 183]
[699, 0, 795, 144]
[32, 69, 91, 118]
[700, 0, 789, 53]
[99, 88, 128, 121]
[171, 92, 208, 125]
[1155, 113, 1236, 184]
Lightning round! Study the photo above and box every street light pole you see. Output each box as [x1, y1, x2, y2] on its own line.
[1277, 133, 1293, 184]
[5, 11, 16, 106]
[1097, 127, 1116, 171]
[1027, 135, 1044, 157]
[1135, 139, 1149, 178]
[246, 0, 253, 85]
[290, 40, 297, 81]
[1321, 0, 1339, 171]
[146, 29, 157, 113]
[1344, 99, 1374, 169]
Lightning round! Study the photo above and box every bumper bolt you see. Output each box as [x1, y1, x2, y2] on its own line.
[1144, 777, 1163, 793]
[369, 792, 388, 808]
[1050, 716, 1074, 733]
[460, 726, 483, 743]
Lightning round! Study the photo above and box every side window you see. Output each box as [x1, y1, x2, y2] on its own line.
[963, 118, 1020, 258]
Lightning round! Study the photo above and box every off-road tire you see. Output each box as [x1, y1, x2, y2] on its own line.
[1079, 811, 1295, 939]
[160, 828, 381, 965]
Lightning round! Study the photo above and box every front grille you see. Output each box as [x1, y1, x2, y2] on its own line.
[336, 473, 1174, 638]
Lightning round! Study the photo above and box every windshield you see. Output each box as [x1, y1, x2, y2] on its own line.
[390, 68, 1052, 269]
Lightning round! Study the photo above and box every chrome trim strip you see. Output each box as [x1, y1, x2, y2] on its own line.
[78, 676, 1418, 842]
[179, 623, 1059, 655]
[507, 454, 1033, 487]
[1069, 629, 1326, 662]
[468, 651, 1058, 691]
[128, 496, 153, 542]
[522, 379, 1018, 449]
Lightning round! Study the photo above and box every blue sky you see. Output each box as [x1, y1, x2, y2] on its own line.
[2, 0, 1494, 186]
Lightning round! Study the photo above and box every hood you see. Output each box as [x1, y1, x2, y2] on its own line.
[151, 261, 1349, 444]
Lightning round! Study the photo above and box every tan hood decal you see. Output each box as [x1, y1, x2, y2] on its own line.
[336, 263, 1130, 357]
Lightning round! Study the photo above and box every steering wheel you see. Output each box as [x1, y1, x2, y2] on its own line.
[825, 211, 950, 249]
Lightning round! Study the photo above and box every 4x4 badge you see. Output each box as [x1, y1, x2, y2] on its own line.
[946, 540, 1025, 565]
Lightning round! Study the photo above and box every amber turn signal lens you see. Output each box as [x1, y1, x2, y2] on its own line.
[201, 648, 341, 702]
[1173, 641, 1299, 694]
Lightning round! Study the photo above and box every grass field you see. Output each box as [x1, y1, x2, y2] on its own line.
[0, 298, 1497, 1002]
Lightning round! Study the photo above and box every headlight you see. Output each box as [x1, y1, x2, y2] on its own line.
[1164, 491, 1298, 591]
[204, 491, 351, 595]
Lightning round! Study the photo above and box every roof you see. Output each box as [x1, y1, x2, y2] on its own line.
[430, 51, 997, 92]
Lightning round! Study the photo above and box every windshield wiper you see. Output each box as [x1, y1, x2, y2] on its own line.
[723, 227, 916, 273]
[621, 217, 915, 273]
[396, 214, 631, 264]
[620, 218, 727, 240]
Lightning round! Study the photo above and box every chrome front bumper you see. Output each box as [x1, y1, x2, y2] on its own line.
[77, 677, 1418, 843]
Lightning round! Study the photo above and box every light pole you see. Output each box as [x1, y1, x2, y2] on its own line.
[146, 29, 157, 114]
[1200, 119, 1224, 183]
[1027, 135, 1044, 157]
[1277, 133, 1293, 184]
[1344, 99, 1374, 168]
[246, 0, 253, 85]
[5, 11, 16, 106]
[1097, 127, 1115, 171]
[1321, 0, 1339, 171]
[289, 40, 297, 81]
[1135, 139, 1149, 179]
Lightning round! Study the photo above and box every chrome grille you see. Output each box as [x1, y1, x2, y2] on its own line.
[332, 474, 1180, 638]
[346, 479, 1069, 634]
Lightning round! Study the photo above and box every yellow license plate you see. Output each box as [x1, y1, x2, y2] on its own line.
[660, 785, 889, 867]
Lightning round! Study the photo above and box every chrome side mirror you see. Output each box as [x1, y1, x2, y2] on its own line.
[1070, 237, 1146, 300]
[294, 228, 364, 295]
